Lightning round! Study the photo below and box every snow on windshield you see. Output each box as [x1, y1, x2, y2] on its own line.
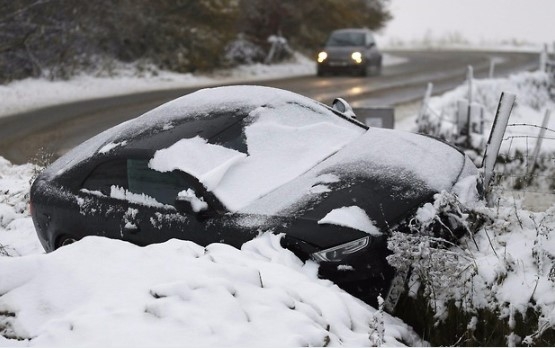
[149, 89, 364, 212]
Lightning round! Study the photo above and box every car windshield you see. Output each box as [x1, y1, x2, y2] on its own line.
[326, 32, 365, 47]
[148, 88, 367, 212]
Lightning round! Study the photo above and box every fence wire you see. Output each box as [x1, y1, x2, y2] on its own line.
[418, 96, 555, 209]
[491, 123, 555, 208]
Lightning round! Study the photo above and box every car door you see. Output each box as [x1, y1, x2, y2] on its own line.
[119, 158, 221, 247]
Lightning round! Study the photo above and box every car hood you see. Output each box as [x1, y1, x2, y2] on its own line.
[240, 127, 479, 227]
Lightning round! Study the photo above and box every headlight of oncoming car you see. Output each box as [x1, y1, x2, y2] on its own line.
[317, 51, 328, 63]
[351, 51, 362, 64]
[311, 236, 369, 262]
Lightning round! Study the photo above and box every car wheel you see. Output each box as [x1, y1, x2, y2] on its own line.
[56, 235, 77, 249]
[317, 66, 326, 77]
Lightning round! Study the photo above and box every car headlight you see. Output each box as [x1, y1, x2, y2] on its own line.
[317, 51, 328, 63]
[351, 51, 362, 64]
[311, 236, 369, 262]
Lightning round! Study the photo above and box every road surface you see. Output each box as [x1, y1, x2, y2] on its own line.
[0, 50, 538, 164]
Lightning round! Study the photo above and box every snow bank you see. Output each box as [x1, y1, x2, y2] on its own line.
[0, 233, 423, 347]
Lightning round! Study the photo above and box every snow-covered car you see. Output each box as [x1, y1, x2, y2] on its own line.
[317, 28, 382, 76]
[30, 85, 479, 306]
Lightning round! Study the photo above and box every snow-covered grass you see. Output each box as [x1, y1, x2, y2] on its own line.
[403, 69, 555, 211]
[376, 33, 544, 53]
[384, 69, 555, 345]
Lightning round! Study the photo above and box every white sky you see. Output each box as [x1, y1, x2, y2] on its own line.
[381, 0, 554, 45]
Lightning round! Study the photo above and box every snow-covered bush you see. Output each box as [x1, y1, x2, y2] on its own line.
[224, 34, 266, 65]
[388, 190, 555, 346]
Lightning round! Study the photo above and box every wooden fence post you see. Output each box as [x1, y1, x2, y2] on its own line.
[489, 58, 496, 79]
[464, 66, 474, 148]
[416, 82, 433, 133]
[482, 92, 516, 202]
[540, 44, 548, 72]
[529, 109, 552, 176]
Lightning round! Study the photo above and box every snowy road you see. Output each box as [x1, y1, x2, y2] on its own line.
[0, 50, 538, 164]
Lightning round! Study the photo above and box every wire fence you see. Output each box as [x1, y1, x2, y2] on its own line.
[416, 67, 555, 210]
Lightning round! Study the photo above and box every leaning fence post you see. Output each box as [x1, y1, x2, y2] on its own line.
[529, 109, 552, 176]
[482, 92, 516, 202]
[416, 82, 433, 133]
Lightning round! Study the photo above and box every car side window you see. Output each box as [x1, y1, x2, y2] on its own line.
[82, 158, 202, 207]
[127, 159, 198, 206]
[81, 159, 128, 195]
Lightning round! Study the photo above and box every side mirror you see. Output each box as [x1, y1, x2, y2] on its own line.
[332, 98, 357, 119]
[175, 189, 209, 215]
[368, 42, 375, 48]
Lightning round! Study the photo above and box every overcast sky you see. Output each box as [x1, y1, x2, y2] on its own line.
[380, 0, 554, 45]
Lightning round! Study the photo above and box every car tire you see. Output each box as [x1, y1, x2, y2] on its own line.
[317, 67, 326, 77]
[56, 235, 77, 249]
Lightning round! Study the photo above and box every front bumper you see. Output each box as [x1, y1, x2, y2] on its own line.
[317, 235, 395, 306]
[318, 60, 364, 74]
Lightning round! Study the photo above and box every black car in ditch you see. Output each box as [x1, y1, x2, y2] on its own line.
[30, 85, 480, 306]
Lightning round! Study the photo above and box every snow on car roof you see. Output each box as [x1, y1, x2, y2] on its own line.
[43, 85, 364, 178]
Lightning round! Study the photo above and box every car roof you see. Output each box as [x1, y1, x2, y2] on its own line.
[43, 85, 366, 180]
